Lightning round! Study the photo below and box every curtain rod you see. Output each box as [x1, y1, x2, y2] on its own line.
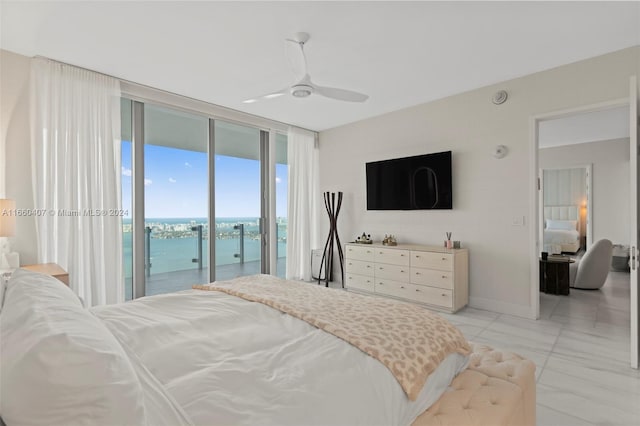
[33, 55, 317, 135]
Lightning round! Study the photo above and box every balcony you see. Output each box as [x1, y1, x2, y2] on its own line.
[123, 221, 287, 300]
[124, 257, 286, 298]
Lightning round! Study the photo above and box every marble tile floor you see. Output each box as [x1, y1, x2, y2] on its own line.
[438, 271, 639, 426]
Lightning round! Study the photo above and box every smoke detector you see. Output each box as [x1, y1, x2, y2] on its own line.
[493, 145, 508, 159]
[492, 90, 508, 105]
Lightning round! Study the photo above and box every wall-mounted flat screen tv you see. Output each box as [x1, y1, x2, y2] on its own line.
[366, 151, 452, 210]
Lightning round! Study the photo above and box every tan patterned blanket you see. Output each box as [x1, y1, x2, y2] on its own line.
[193, 274, 471, 401]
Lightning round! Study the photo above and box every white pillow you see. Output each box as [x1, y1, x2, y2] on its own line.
[0, 269, 147, 425]
[546, 219, 577, 231]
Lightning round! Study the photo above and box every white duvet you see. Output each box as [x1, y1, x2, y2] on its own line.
[544, 228, 579, 245]
[91, 289, 468, 426]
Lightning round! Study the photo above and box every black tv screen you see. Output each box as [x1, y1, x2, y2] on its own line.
[366, 151, 452, 210]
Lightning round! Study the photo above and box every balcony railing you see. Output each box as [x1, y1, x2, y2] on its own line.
[124, 221, 287, 299]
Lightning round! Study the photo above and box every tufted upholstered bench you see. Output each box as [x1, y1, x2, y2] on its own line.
[412, 343, 536, 426]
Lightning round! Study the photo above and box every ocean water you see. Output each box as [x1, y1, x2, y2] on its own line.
[123, 218, 286, 277]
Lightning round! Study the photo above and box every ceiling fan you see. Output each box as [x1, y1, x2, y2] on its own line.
[243, 32, 369, 104]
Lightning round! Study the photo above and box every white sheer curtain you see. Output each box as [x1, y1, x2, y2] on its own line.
[286, 126, 320, 281]
[30, 58, 123, 306]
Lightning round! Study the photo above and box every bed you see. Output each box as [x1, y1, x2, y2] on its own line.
[543, 205, 581, 254]
[0, 270, 535, 426]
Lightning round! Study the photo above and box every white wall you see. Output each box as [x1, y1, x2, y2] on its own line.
[540, 138, 630, 244]
[319, 46, 639, 318]
[1, 49, 37, 264]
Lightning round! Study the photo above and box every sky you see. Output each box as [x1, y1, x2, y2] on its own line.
[121, 142, 288, 219]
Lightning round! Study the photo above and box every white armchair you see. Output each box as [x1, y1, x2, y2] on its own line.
[569, 239, 613, 290]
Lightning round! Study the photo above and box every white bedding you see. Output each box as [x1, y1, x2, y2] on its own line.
[544, 228, 579, 245]
[91, 289, 468, 426]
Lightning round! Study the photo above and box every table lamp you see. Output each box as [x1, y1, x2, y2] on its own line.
[0, 199, 18, 272]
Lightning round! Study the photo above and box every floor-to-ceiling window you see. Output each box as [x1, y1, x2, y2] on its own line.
[275, 133, 288, 278]
[143, 104, 209, 295]
[214, 120, 263, 280]
[122, 99, 285, 297]
[121, 98, 134, 300]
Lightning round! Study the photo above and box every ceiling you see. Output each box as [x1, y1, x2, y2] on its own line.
[539, 106, 630, 149]
[1, 2, 639, 131]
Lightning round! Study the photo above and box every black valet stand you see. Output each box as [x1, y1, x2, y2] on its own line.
[318, 192, 344, 288]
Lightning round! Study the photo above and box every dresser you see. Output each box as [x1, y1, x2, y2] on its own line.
[344, 243, 469, 313]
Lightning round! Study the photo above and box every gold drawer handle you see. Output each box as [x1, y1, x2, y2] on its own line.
[366, 280, 371, 283]
[400, 286, 405, 289]
[441, 293, 447, 297]
[415, 272, 421, 275]
[442, 275, 447, 279]
[400, 270, 405, 273]
[366, 265, 371, 268]
[441, 257, 446, 261]
[379, 267, 384, 270]
[400, 254, 405, 257]
[415, 289, 420, 292]
[415, 255, 420, 258]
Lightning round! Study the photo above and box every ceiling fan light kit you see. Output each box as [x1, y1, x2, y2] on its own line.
[243, 32, 369, 104]
[291, 84, 313, 98]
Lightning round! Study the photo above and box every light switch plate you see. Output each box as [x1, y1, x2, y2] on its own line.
[512, 216, 525, 226]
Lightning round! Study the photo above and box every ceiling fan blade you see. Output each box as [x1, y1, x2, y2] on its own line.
[242, 88, 288, 104]
[314, 85, 369, 102]
[285, 38, 308, 82]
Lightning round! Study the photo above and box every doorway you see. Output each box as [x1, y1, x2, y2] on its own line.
[530, 96, 637, 368]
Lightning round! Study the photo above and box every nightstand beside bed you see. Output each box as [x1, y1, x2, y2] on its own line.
[21, 263, 69, 286]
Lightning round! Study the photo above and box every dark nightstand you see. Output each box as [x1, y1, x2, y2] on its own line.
[539, 257, 575, 295]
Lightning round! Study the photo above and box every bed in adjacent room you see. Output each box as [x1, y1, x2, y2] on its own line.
[0, 270, 535, 426]
[543, 205, 581, 254]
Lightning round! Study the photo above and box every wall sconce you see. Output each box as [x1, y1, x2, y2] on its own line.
[580, 201, 587, 217]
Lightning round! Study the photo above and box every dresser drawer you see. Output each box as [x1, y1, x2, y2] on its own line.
[346, 273, 374, 292]
[411, 251, 453, 271]
[374, 279, 412, 299]
[345, 244, 374, 262]
[410, 267, 453, 289]
[345, 259, 374, 276]
[375, 263, 410, 282]
[373, 248, 410, 266]
[412, 285, 453, 308]
[375, 280, 452, 308]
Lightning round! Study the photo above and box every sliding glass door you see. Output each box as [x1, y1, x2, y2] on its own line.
[275, 133, 288, 278]
[143, 104, 209, 295]
[123, 100, 285, 297]
[121, 99, 134, 300]
[214, 121, 263, 280]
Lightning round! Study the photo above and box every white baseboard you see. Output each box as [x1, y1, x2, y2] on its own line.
[469, 296, 534, 319]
